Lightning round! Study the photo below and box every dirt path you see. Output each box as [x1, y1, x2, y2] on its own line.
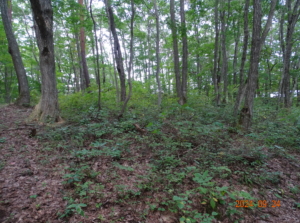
[0, 105, 65, 223]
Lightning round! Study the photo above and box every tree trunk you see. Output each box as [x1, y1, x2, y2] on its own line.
[119, 0, 135, 117]
[89, 0, 101, 110]
[279, 0, 300, 107]
[233, 0, 249, 119]
[105, 0, 126, 102]
[239, 0, 277, 129]
[153, 0, 162, 106]
[109, 31, 120, 103]
[78, 0, 90, 89]
[170, 0, 181, 100]
[180, 0, 188, 105]
[220, 10, 228, 103]
[29, 0, 60, 122]
[232, 19, 240, 86]
[213, 0, 220, 105]
[0, 0, 30, 106]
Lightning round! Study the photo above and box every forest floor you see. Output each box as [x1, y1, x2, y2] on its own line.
[0, 104, 300, 223]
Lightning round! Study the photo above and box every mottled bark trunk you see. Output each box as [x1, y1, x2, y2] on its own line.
[29, 0, 60, 122]
[180, 0, 188, 105]
[119, 0, 135, 117]
[90, 0, 101, 110]
[109, 31, 120, 103]
[105, 0, 126, 102]
[232, 19, 239, 86]
[0, 0, 30, 105]
[239, 0, 277, 129]
[279, 0, 300, 107]
[213, 0, 220, 105]
[78, 0, 90, 89]
[170, 0, 181, 100]
[153, 0, 162, 106]
[233, 0, 249, 119]
[220, 10, 228, 103]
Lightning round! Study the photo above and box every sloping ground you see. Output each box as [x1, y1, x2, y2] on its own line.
[0, 105, 65, 222]
[0, 104, 299, 223]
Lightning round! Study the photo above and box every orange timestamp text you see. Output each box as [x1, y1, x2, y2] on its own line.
[235, 200, 281, 208]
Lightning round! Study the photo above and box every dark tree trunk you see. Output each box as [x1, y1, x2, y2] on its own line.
[29, 0, 60, 122]
[279, 0, 300, 107]
[89, 0, 101, 110]
[109, 31, 120, 103]
[180, 0, 188, 105]
[105, 0, 126, 102]
[0, 0, 30, 105]
[239, 0, 277, 129]
[220, 10, 228, 103]
[213, 0, 220, 105]
[233, 0, 249, 119]
[78, 0, 90, 89]
[232, 19, 240, 86]
[170, 0, 181, 100]
[153, 0, 162, 106]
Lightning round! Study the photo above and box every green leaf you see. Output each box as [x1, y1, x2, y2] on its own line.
[210, 199, 216, 209]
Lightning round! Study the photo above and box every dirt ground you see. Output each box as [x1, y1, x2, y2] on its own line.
[0, 105, 300, 223]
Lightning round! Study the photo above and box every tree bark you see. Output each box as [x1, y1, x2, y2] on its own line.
[119, 0, 135, 117]
[153, 0, 162, 106]
[170, 0, 181, 100]
[29, 0, 60, 122]
[239, 0, 277, 129]
[89, 0, 101, 110]
[105, 0, 126, 102]
[180, 0, 188, 105]
[213, 0, 220, 105]
[0, 0, 30, 105]
[220, 9, 228, 103]
[78, 0, 90, 89]
[279, 0, 300, 107]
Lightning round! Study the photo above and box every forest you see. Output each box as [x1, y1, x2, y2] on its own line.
[0, 0, 300, 222]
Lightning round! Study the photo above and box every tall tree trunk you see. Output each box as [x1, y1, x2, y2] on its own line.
[232, 19, 240, 86]
[153, 0, 162, 106]
[239, 0, 277, 129]
[180, 0, 188, 105]
[29, 0, 60, 122]
[0, 0, 30, 105]
[213, 0, 220, 105]
[89, 0, 101, 110]
[109, 31, 120, 103]
[220, 10, 228, 103]
[170, 0, 181, 100]
[119, 0, 135, 117]
[78, 0, 90, 89]
[75, 32, 84, 90]
[105, 0, 126, 102]
[279, 0, 300, 107]
[233, 0, 249, 119]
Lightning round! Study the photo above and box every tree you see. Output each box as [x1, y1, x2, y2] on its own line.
[279, 0, 300, 107]
[179, 0, 188, 105]
[29, 0, 60, 122]
[239, 0, 277, 129]
[0, 0, 30, 105]
[104, 0, 126, 102]
[213, 0, 220, 105]
[153, 0, 162, 106]
[78, 0, 90, 90]
[170, 0, 188, 105]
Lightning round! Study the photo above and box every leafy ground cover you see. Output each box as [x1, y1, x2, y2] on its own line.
[0, 99, 299, 223]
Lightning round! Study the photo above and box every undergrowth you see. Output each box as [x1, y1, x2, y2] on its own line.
[36, 90, 300, 222]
